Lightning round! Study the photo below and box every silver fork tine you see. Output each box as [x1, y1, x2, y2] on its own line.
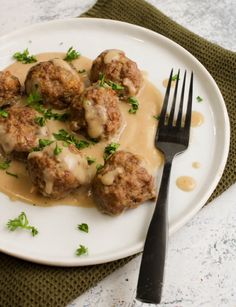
[176, 70, 187, 128]
[158, 68, 173, 127]
[168, 69, 180, 127]
[184, 71, 193, 130]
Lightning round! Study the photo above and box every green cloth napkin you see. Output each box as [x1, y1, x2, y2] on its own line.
[1, 1, 235, 306]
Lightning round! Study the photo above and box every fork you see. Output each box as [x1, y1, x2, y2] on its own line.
[136, 69, 193, 304]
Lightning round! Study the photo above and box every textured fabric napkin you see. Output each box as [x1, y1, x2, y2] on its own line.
[1, 0, 236, 306]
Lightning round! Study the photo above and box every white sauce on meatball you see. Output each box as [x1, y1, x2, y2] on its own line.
[83, 99, 108, 139]
[100, 167, 124, 186]
[104, 49, 122, 64]
[51, 58, 78, 77]
[0, 126, 16, 153]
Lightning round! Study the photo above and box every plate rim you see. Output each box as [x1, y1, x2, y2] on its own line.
[0, 17, 230, 266]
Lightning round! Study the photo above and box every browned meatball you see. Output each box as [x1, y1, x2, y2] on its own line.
[70, 84, 122, 140]
[0, 105, 48, 159]
[90, 49, 142, 99]
[0, 71, 21, 107]
[92, 151, 156, 215]
[27, 142, 94, 199]
[25, 59, 84, 109]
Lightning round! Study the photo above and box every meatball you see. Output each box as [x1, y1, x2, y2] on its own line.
[92, 151, 156, 215]
[27, 142, 94, 199]
[25, 59, 84, 109]
[0, 71, 21, 107]
[70, 84, 122, 140]
[0, 105, 48, 159]
[90, 49, 142, 99]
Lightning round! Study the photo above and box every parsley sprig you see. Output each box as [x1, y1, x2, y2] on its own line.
[171, 74, 180, 81]
[76, 244, 88, 256]
[64, 47, 80, 62]
[196, 96, 203, 102]
[78, 223, 89, 233]
[32, 139, 54, 152]
[54, 143, 62, 156]
[98, 73, 124, 91]
[7, 212, 38, 236]
[27, 91, 69, 126]
[53, 129, 90, 150]
[0, 109, 9, 118]
[13, 48, 37, 64]
[104, 143, 120, 160]
[0, 160, 11, 170]
[86, 157, 96, 165]
[128, 96, 139, 114]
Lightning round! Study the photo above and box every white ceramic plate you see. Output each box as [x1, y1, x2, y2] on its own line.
[0, 18, 230, 266]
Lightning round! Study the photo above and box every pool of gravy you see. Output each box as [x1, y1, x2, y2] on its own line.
[2, 52, 163, 207]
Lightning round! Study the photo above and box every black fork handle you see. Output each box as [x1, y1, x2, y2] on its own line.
[136, 157, 173, 304]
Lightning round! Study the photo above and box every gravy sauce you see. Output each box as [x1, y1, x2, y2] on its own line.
[191, 111, 204, 127]
[2, 52, 163, 207]
[176, 176, 196, 192]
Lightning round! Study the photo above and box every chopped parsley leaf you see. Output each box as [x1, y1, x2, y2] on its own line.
[128, 96, 139, 114]
[64, 47, 80, 62]
[35, 116, 46, 127]
[96, 164, 104, 171]
[98, 73, 106, 87]
[0, 160, 11, 170]
[78, 223, 89, 233]
[76, 244, 88, 256]
[32, 139, 54, 152]
[171, 74, 179, 81]
[7, 212, 38, 236]
[98, 73, 124, 90]
[153, 114, 160, 120]
[6, 171, 18, 178]
[0, 109, 8, 118]
[196, 96, 203, 102]
[104, 143, 120, 160]
[27, 91, 69, 123]
[108, 80, 124, 90]
[13, 48, 37, 64]
[53, 129, 90, 150]
[54, 143, 62, 156]
[86, 157, 96, 165]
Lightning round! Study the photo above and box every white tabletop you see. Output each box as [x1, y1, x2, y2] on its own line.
[0, 1, 235, 306]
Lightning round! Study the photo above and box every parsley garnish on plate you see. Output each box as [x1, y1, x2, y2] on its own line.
[35, 116, 46, 127]
[64, 47, 80, 62]
[196, 96, 203, 102]
[32, 139, 54, 152]
[76, 244, 88, 256]
[86, 157, 96, 165]
[78, 223, 89, 233]
[98, 73, 124, 91]
[128, 96, 139, 114]
[0, 109, 8, 118]
[153, 114, 160, 120]
[53, 129, 90, 150]
[103, 143, 120, 160]
[7, 212, 39, 236]
[27, 91, 69, 126]
[54, 143, 62, 156]
[171, 74, 180, 81]
[0, 160, 11, 170]
[96, 164, 104, 172]
[13, 48, 37, 64]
